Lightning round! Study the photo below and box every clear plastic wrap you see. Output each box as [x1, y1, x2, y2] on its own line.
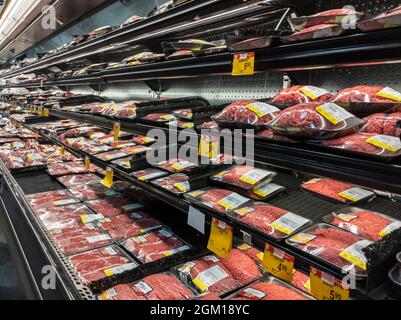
[173, 108, 193, 120]
[173, 249, 262, 296]
[94, 149, 129, 162]
[111, 157, 132, 171]
[27, 189, 79, 210]
[47, 161, 98, 176]
[255, 128, 299, 143]
[211, 100, 280, 128]
[287, 224, 373, 275]
[82, 144, 114, 155]
[184, 188, 252, 215]
[85, 196, 143, 217]
[154, 158, 198, 173]
[120, 145, 152, 157]
[268, 102, 363, 139]
[132, 135, 157, 145]
[98, 272, 195, 300]
[151, 173, 190, 194]
[358, 6, 401, 31]
[271, 85, 333, 105]
[69, 245, 138, 285]
[121, 228, 191, 263]
[96, 212, 162, 240]
[68, 181, 120, 201]
[131, 168, 169, 181]
[235, 243, 263, 265]
[301, 178, 375, 204]
[322, 207, 401, 241]
[281, 24, 345, 43]
[228, 202, 311, 240]
[321, 133, 401, 158]
[361, 113, 401, 137]
[141, 113, 176, 123]
[210, 165, 276, 191]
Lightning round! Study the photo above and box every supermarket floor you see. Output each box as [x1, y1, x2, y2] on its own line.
[0, 225, 25, 300]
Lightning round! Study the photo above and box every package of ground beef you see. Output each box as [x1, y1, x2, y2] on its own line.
[228, 202, 311, 240]
[210, 165, 276, 191]
[287, 224, 373, 275]
[360, 113, 401, 137]
[281, 24, 345, 43]
[301, 178, 375, 204]
[271, 85, 333, 106]
[323, 207, 401, 241]
[288, 8, 364, 31]
[358, 6, 401, 31]
[211, 100, 280, 128]
[184, 188, 252, 215]
[268, 103, 363, 139]
[321, 133, 401, 158]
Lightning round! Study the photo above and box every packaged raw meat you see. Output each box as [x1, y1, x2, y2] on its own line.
[27, 190, 79, 210]
[121, 228, 191, 263]
[358, 6, 401, 31]
[271, 85, 333, 105]
[132, 135, 157, 145]
[228, 276, 311, 300]
[173, 108, 193, 120]
[47, 161, 98, 176]
[111, 157, 132, 171]
[51, 223, 113, 255]
[58, 126, 106, 140]
[99, 131, 132, 144]
[151, 173, 190, 194]
[120, 145, 152, 157]
[211, 100, 280, 128]
[69, 245, 138, 285]
[96, 212, 162, 240]
[210, 165, 276, 191]
[121, 15, 143, 27]
[291, 269, 311, 294]
[115, 105, 137, 119]
[95, 150, 129, 162]
[255, 128, 299, 143]
[141, 113, 176, 123]
[322, 207, 401, 241]
[288, 9, 363, 31]
[281, 24, 345, 43]
[82, 145, 114, 155]
[184, 188, 252, 215]
[34, 204, 93, 230]
[131, 168, 169, 181]
[68, 181, 120, 201]
[166, 120, 194, 129]
[228, 203, 311, 240]
[321, 133, 401, 158]
[101, 103, 127, 117]
[112, 181, 131, 192]
[301, 178, 375, 204]
[191, 292, 222, 300]
[287, 224, 374, 275]
[98, 272, 195, 300]
[235, 243, 264, 265]
[242, 181, 286, 201]
[174, 249, 262, 296]
[56, 174, 101, 188]
[332, 86, 401, 112]
[110, 141, 136, 149]
[154, 158, 198, 173]
[85, 196, 143, 217]
[360, 113, 401, 137]
[200, 120, 220, 130]
[268, 103, 363, 139]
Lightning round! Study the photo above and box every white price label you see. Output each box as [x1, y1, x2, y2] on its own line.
[239, 168, 274, 186]
[316, 103, 353, 125]
[193, 265, 229, 292]
[270, 212, 310, 235]
[338, 187, 374, 202]
[86, 234, 111, 243]
[187, 206, 205, 234]
[217, 193, 249, 210]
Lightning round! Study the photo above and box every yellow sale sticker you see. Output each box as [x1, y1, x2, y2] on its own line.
[207, 218, 233, 258]
[262, 244, 294, 282]
[310, 267, 349, 300]
[232, 52, 255, 76]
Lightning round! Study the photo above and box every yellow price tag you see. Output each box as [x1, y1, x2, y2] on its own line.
[262, 244, 294, 282]
[43, 108, 49, 117]
[85, 156, 91, 170]
[316, 105, 340, 125]
[101, 167, 114, 189]
[232, 52, 255, 76]
[207, 218, 233, 258]
[310, 267, 350, 300]
[113, 121, 121, 142]
[199, 135, 219, 159]
[60, 147, 65, 155]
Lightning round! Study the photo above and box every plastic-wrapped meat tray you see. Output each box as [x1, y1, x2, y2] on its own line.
[94, 150, 129, 162]
[47, 161, 99, 176]
[85, 196, 144, 217]
[131, 168, 169, 181]
[111, 157, 132, 171]
[56, 173, 101, 188]
[271, 85, 333, 106]
[151, 173, 190, 195]
[68, 181, 120, 201]
[27, 189, 79, 210]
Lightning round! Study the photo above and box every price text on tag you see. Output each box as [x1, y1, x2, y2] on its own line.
[262, 244, 294, 282]
[232, 52, 255, 76]
[310, 267, 349, 300]
[207, 218, 233, 258]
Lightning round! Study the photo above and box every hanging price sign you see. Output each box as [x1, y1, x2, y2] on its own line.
[207, 218, 233, 258]
[101, 167, 114, 188]
[232, 52, 255, 76]
[262, 244, 294, 282]
[309, 267, 350, 300]
[113, 121, 121, 142]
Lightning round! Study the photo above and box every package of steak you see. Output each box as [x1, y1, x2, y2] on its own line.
[288, 8, 364, 31]
[141, 113, 176, 124]
[68, 181, 120, 201]
[94, 149, 130, 162]
[228, 202, 311, 241]
[111, 157, 132, 171]
[358, 6, 401, 31]
[132, 135, 157, 145]
[166, 50, 195, 60]
[82, 144, 115, 155]
[228, 275, 313, 300]
[121, 228, 191, 263]
[96, 212, 162, 241]
[27, 189, 79, 210]
[151, 173, 190, 195]
[47, 161, 99, 176]
[173, 109, 193, 120]
[85, 196, 144, 217]
[131, 168, 169, 181]
[69, 245, 138, 286]
[115, 105, 138, 119]
[271, 85, 333, 106]
[332, 86, 401, 113]
[184, 188, 252, 215]
[173, 249, 262, 296]
[98, 272, 195, 300]
[322, 207, 401, 241]
[210, 165, 276, 191]
[120, 145, 152, 159]
[320, 133, 401, 158]
[56, 174, 101, 188]
[286, 223, 373, 276]
[360, 113, 401, 137]
[51, 223, 113, 256]
[99, 131, 133, 144]
[301, 177, 375, 204]
[154, 158, 198, 173]
[267, 103, 363, 139]
[211, 100, 280, 129]
[166, 120, 194, 129]
[281, 24, 346, 43]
